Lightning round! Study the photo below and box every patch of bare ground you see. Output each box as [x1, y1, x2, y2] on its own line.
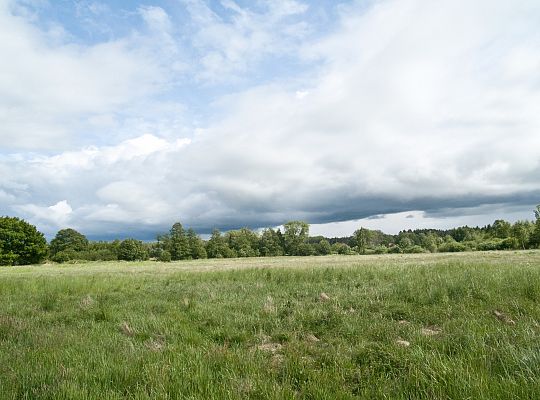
[255, 333, 283, 354]
[263, 295, 276, 313]
[145, 335, 166, 352]
[119, 321, 135, 337]
[79, 294, 94, 308]
[421, 326, 442, 336]
[319, 292, 331, 301]
[305, 334, 320, 343]
[493, 310, 516, 325]
[396, 339, 410, 347]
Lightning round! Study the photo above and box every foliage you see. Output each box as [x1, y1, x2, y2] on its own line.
[353, 227, 371, 254]
[187, 228, 207, 259]
[259, 228, 284, 256]
[50, 228, 88, 256]
[283, 221, 309, 255]
[331, 242, 353, 255]
[169, 223, 191, 260]
[118, 239, 148, 261]
[0, 216, 48, 265]
[226, 228, 260, 257]
[206, 229, 235, 258]
[315, 239, 332, 255]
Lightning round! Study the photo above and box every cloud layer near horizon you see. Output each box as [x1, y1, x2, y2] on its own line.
[1, 0, 540, 238]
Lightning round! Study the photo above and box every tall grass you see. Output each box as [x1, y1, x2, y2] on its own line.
[1, 251, 540, 399]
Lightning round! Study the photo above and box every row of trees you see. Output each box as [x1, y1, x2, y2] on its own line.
[2, 206, 540, 265]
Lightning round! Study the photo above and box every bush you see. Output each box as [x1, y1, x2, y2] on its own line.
[372, 246, 389, 254]
[402, 245, 426, 254]
[0, 217, 48, 265]
[118, 239, 148, 261]
[331, 242, 354, 255]
[438, 241, 469, 253]
[158, 250, 172, 262]
[51, 249, 79, 263]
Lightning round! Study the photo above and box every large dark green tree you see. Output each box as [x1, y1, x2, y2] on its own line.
[169, 223, 191, 260]
[206, 229, 235, 258]
[50, 228, 88, 256]
[187, 228, 207, 259]
[0, 217, 48, 265]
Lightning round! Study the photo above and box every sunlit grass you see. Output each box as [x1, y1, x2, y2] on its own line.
[1, 251, 540, 399]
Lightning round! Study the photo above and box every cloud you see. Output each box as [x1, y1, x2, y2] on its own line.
[181, 0, 310, 82]
[2, 0, 540, 239]
[0, 1, 181, 151]
[15, 200, 73, 230]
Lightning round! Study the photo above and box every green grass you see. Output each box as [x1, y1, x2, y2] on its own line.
[1, 251, 540, 399]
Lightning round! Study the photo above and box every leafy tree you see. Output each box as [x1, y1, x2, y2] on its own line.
[491, 220, 512, 239]
[283, 221, 309, 256]
[206, 229, 235, 258]
[158, 250, 172, 262]
[512, 220, 534, 250]
[419, 232, 440, 253]
[187, 228, 207, 259]
[353, 228, 372, 254]
[50, 228, 88, 258]
[0, 217, 48, 265]
[331, 242, 353, 255]
[227, 228, 259, 257]
[169, 222, 191, 260]
[530, 206, 540, 248]
[315, 239, 332, 255]
[80, 241, 118, 261]
[118, 239, 148, 261]
[259, 228, 284, 256]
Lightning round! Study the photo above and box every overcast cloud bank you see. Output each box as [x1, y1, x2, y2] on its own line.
[1, 0, 539, 238]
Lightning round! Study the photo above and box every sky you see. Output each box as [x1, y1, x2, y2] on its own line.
[1, 0, 540, 240]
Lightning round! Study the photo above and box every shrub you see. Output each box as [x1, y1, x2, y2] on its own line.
[158, 250, 172, 262]
[372, 245, 389, 254]
[51, 249, 79, 263]
[0, 217, 48, 265]
[402, 245, 426, 254]
[118, 239, 148, 261]
[438, 241, 469, 253]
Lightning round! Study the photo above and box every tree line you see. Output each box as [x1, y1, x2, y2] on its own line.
[2, 206, 540, 265]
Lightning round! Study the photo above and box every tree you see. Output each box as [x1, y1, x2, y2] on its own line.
[50, 228, 88, 257]
[353, 228, 372, 254]
[283, 221, 309, 256]
[530, 205, 540, 248]
[0, 217, 48, 265]
[169, 222, 191, 260]
[227, 228, 259, 257]
[187, 228, 207, 259]
[206, 229, 235, 258]
[512, 221, 533, 250]
[259, 228, 284, 256]
[315, 239, 332, 255]
[491, 220, 512, 239]
[331, 242, 353, 255]
[118, 239, 148, 261]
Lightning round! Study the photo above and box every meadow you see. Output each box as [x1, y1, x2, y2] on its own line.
[1, 251, 540, 399]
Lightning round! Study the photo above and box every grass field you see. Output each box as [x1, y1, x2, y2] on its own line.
[1, 252, 540, 399]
